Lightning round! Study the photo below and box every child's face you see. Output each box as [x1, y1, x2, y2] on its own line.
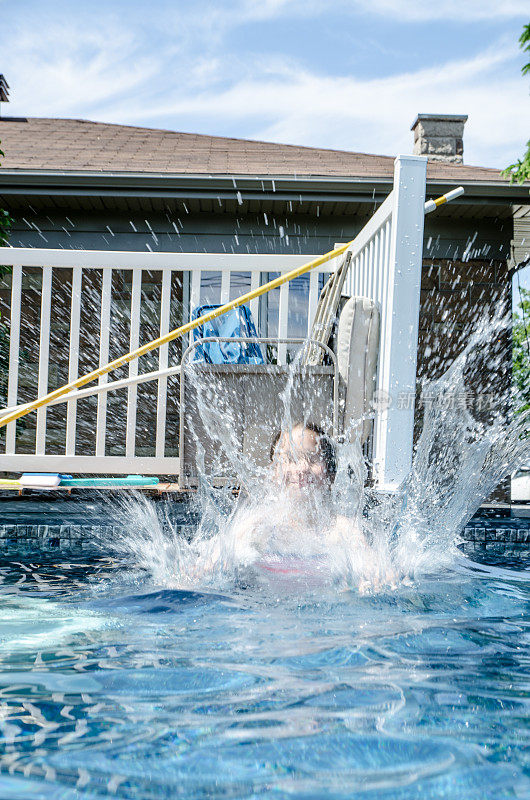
[273, 427, 328, 492]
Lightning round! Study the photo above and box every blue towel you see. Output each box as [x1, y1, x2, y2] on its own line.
[191, 305, 265, 364]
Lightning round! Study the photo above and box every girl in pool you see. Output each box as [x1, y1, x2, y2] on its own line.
[214, 422, 370, 587]
[189, 422, 391, 591]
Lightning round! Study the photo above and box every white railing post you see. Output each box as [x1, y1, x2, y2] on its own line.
[372, 155, 427, 490]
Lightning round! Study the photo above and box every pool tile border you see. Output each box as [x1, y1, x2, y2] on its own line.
[0, 500, 528, 554]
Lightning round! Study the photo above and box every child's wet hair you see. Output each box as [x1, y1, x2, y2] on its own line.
[270, 422, 337, 483]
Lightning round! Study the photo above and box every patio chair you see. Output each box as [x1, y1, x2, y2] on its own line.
[191, 304, 264, 364]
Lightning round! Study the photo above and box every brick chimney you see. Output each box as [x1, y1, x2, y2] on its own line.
[411, 114, 468, 163]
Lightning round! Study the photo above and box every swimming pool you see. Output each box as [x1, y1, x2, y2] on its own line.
[0, 549, 528, 799]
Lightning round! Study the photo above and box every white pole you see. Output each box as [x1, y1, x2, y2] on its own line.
[373, 155, 427, 490]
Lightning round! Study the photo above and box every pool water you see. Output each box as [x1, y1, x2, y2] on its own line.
[0, 552, 528, 799]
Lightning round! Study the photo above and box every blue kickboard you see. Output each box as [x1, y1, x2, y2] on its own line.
[59, 475, 159, 487]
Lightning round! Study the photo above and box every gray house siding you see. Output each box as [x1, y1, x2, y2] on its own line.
[513, 217, 530, 267]
[8, 207, 512, 261]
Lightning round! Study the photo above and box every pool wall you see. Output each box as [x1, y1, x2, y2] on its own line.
[0, 495, 196, 554]
[0, 495, 528, 555]
[461, 515, 530, 557]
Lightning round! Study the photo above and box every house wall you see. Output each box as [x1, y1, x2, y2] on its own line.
[8, 209, 511, 261]
[416, 256, 512, 502]
[5, 206, 514, 499]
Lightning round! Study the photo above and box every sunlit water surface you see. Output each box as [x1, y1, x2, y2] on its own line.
[0, 552, 528, 799]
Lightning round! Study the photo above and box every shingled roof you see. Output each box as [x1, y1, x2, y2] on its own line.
[0, 117, 508, 183]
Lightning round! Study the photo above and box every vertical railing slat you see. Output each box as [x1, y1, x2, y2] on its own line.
[190, 269, 201, 317]
[125, 268, 142, 458]
[307, 269, 319, 337]
[156, 269, 171, 458]
[65, 266, 82, 455]
[35, 266, 53, 455]
[362, 247, 367, 295]
[181, 269, 190, 322]
[181, 268, 190, 357]
[188, 268, 201, 351]
[278, 280, 289, 364]
[373, 230, 380, 308]
[381, 223, 390, 304]
[382, 220, 392, 374]
[220, 269, 230, 304]
[350, 256, 357, 297]
[375, 229, 382, 304]
[361, 248, 366, 294]
[354, 251, 360, 296]
[96, 268, 112, 457]
[6, 265, 22, 454]
[250, 270, 260, 330]
[375, 219, 393, 479]
[368, 238, 375, 299]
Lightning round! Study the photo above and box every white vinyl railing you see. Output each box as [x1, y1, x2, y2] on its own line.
[343, 155, 427, 488]
[0, 155, 427, 488]
[0, 251, 335, 475]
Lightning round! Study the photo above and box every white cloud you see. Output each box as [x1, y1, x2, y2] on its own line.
[147, 0, 529, 47]
[1, 6, 528, 169]
[2, 17, 162, 119]
[202, 0, 529, 24]
[344, 0, 529, 21]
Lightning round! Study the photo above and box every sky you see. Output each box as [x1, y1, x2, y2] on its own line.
[0, 0, 529, 170]
[1, 0, 529, 294]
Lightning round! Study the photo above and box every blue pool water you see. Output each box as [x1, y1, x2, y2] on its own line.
[0, 550, 529, 799]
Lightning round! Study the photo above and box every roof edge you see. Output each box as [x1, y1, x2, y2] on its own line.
[0, 168, 528, 204]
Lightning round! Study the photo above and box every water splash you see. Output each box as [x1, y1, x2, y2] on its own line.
[111, 310, 529, 594]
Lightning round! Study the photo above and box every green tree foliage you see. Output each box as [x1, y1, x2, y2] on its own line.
[513, 286, 530, 414]
[502, 23, 530, 185]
